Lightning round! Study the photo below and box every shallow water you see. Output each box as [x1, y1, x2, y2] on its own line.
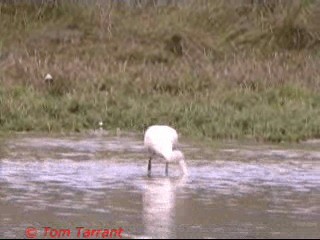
[1, 132, 319, 239]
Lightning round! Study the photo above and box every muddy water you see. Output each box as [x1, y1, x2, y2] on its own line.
[1, 133, 319, 239]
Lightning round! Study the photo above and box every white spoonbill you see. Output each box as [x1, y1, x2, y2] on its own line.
[144, 125, 188, 176]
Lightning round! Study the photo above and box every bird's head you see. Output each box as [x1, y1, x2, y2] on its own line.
[171, 150, 188, 176]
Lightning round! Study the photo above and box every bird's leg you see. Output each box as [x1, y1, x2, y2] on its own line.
[165, 162, 169, 176]
[148, 157, 152, 177]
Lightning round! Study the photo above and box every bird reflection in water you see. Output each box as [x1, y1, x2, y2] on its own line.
[142, 175, 188, 239]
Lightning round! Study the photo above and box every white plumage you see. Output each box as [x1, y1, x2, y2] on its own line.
[44, 73, 53, 83]
[144, 125, 188, 176]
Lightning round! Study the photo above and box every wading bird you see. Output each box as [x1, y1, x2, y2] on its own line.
[144, 125, 188, 177]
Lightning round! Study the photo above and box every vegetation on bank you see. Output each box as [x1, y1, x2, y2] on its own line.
[0, 0, 320, 143]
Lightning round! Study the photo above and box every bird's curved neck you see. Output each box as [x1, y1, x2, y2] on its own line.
[162, 150, 174, 162]
[178, 159, 188, 176]
[167, 150, 188, 176]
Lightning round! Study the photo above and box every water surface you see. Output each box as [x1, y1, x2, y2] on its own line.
[1, 133, 319, 239]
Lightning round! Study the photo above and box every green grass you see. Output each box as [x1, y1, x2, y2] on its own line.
[0, 0, 320, 143]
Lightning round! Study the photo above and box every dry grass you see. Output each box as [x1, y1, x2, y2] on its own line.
[0, 0, 320, 142]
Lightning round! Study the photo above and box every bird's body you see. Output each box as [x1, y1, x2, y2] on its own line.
[144, 125, 178, 161]
[144, 125, 188, 176]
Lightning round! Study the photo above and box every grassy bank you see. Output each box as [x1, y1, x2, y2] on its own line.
[0, 0, 320, 143]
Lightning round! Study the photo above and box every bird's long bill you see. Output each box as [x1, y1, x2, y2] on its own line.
[179, 160, 188, 176]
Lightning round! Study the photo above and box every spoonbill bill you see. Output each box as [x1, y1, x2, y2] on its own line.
[144, 125, 188, 176]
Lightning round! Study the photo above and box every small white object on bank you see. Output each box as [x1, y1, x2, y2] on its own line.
[44, 73, 53, 84]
